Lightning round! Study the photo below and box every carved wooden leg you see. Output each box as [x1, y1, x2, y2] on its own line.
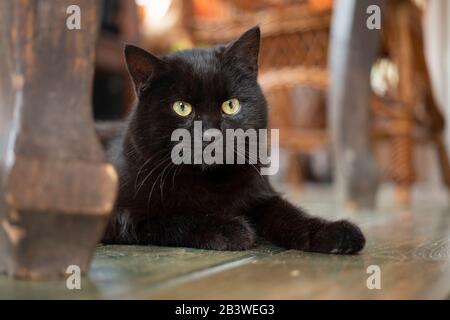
[409, 2, 450, 195]
[385, 1, 416, 208]
[0, 0, 117, 279]
[328, 0, 384, 209]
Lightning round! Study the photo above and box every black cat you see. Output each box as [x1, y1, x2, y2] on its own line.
[102, 26, 365, 254]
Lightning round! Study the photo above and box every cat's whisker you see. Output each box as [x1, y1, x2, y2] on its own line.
[172, 163, 184, 189]
[243, 150, 258, 163]
[134, 155, 172, 198]
[146, 160, 172, 210]
[233, 149, 264, 180]
[134, 149, 166, 190]
[159, 162, 176, 203]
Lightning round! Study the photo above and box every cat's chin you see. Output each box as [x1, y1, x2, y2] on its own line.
[199, 163, 222, 171]
[182, 162, 225, 173]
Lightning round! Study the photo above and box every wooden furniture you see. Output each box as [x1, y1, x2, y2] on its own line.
[328, 0, 384, 208]
[0, 0, 117, 279]
[191, 0, 450, 208]
[372, 0, 450, 206]
[331, 0, 450, 208]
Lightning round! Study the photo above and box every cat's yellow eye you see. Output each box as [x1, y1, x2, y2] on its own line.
[172, 101, 192, 117]
[222, 98, 241, 115]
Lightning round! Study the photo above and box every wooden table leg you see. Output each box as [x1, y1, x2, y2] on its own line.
[328, 0, 384, 209]
[385, 0, 450, 207]
[0, 0, 118, 279]
[384, 0, 416, 208]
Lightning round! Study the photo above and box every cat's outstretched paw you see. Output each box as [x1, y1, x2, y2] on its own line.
[201, 216, 256, 251]
[310, 220, 365, 254]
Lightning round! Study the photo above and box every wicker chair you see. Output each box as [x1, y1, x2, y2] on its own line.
[189, 0, 450, 206]
[371, 0, 450, 205]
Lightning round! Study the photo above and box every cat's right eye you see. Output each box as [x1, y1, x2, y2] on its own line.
[172, 101, 192, 117]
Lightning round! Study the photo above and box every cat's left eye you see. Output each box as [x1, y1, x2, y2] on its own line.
[172, 101, 192, 117]
[222, 98, 241, 115]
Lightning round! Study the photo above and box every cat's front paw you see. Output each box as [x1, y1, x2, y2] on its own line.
[310, 220, 365, 254]
[202, 216, 256, 251]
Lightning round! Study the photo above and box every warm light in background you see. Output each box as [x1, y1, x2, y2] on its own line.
[309, 0, 333, 11]
[135, 0, 175, 34]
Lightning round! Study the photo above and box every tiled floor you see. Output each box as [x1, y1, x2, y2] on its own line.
[1, 184, 450, 299]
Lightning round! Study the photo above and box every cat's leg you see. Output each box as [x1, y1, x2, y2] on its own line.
[135, 214, 256, 250]
[248, 196, 365, 254]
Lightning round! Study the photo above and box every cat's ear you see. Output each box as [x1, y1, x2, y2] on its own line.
[124, 45, 166, 91]
[225, 26, 261, 76]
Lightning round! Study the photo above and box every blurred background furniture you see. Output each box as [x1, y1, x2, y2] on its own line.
[328, 0, 383, 209]
[371, 0, 450, 207]
[189, 0, 450, 207]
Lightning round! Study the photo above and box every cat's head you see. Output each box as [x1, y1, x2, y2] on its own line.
[124, 26, 267, 167]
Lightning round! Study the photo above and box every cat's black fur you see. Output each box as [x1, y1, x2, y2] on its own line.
[103, 27, 366, 254]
